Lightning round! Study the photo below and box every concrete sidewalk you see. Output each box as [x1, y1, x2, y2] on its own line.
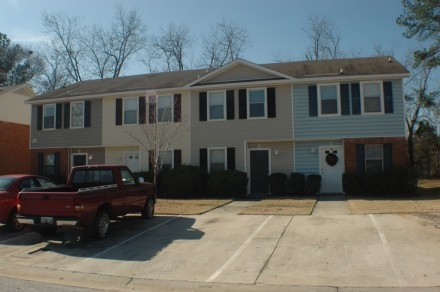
[312, 194, 351, 215]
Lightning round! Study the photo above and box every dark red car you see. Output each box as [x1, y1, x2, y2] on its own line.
[0, 174, 59, 231]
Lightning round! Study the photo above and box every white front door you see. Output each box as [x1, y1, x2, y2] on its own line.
[320, 146, 344, 194]
[125, 152, 140, 172]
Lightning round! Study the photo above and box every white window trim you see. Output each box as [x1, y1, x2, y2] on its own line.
[123, 97, 139, 125]
[247, 88, 267, 119]
[317, 83, 341, 117]
[70, 101, 85, 129]
[43, 103, 56, 130]
[157, 94, 174, 123]
[71, 153, 88, 166]
[208, 147, 227, 173]
[360, 81, 384, 115]
[207, 90, 226, 121]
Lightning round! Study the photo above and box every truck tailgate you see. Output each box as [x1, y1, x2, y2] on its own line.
[19, 191, 76, 217]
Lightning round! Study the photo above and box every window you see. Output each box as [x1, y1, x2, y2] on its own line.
[43, 104, 55, 129]
[208, 91, 225, 120]
[160, 151, 173, 170]
[45, 154, 56, 176]
[248, 88, 266, 118]
[71, 101, 84, 128]
[121, 168, 135, 185]
[124, 98, 138, 124]
[209, 148, 226, 173]
[362, 82, 383, 114]
[318, 84, 339, 115]
[365, 144, 383, 173]
[158, 95, 173, 122]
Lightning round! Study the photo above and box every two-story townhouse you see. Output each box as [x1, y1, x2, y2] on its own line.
[26, 56, 409, 193]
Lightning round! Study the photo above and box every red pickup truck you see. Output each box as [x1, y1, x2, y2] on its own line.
[17, 165, 156, 239]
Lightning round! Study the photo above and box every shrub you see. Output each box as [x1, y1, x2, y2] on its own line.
[269, 173, 288, 194]
[384, 167, 418, 195]
[306, 174, 321, 195]
[162, 165, 208, 198]
[288, 172, 305, 195]
[342, 172, 364, 195]
[209, 170, 248, 198]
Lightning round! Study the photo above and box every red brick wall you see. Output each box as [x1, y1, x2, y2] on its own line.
[344, 137, 407, 172]
[0, 121, 31, 174]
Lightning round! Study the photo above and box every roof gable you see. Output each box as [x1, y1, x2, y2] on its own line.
[188, 59, 292, 87]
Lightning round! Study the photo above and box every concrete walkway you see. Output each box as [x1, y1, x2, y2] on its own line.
[312, 194, 351, 215]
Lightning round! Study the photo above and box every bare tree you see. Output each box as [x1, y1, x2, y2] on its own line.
[128, 96, 185, 184]
[303, 15, 344, 60]
[150, 23, 192, 71]
[200, 19, 249, 68]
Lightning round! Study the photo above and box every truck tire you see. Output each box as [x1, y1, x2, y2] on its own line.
[93, 211, 110, 239]
[6, 209, 24, 232]
[39, 226, 57, 236]
[141, 197, 155, 219]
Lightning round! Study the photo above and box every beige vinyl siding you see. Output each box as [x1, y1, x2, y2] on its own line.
[0, 91, 31, 125]
[293, 79, 405, 139]
[199, 64, 280, 85]
[102, 92, 192, 166]
[248, 141, 294, 174]
[30, 99, 102, 149]
[191, 84, 293, 172]
[71, 147, 105, 165]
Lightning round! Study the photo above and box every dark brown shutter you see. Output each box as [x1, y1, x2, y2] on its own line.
[149, 96, 156, 124]
[267, 87, 276, 118]
[139, 96, 146, 124]
[356, 144, 365, 174]
[84, 101, 91, 127]
[308, 85, 318, 117]
[226, 90, 235, 120]
[37, 153, 44, 175]
[383, 81, 393, 113]
[174, 94, 181, 122]
[174, 149, 182, 168]
[340, 84, 350, 115]
[238, 89, 247, 119]
[116, 99, 122, 125]
[37, 106, 42, 130]
[199, 92, 207, 121]
[383, 143, 393, 171]
[56, 103, 62, 129]
[227, 147, 235, 170]
[351, 83, 361, 115]
[63, 103, 70, 128]
[200, 148, 208, 172]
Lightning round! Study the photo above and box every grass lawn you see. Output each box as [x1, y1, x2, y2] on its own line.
[238, 197, 317, 216]
[348, 179, 440, 214]
[156, 198, 233, 215]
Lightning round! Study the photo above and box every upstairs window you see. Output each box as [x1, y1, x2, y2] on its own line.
[318, 84, 339, 116]
[158, 95, 173, 122]
[43, 104, 56, 130]
[248, 88, 266, 118]
[208, 91, 225, 120]
[124, 98, 138, 124]
[362, 82, 383, 114]
[70, 101, 84, 128]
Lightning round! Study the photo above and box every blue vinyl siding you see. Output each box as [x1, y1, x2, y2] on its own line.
[295, 141, 342, 175]
[293, 80, 405, 139]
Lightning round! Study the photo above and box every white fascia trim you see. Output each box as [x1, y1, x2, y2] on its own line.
[294, 73, 410, 84]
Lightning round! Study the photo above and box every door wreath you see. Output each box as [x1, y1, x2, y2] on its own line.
[325, 153, 338, 166]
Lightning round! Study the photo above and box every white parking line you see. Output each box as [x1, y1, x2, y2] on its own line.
[206, 215, 273, 283]
[369, 214, 407, 287]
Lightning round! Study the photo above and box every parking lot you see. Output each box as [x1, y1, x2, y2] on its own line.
[0, 199, 440, 291]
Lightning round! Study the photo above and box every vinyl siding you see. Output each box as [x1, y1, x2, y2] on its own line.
[295, 141, 343, 175]
[198, 64, 280, 85]
[102, 92, 191, 166]
[71, 147, 105, 165]
[293, 80, 405, 139]
[30, 99, 102, 148]
[191, 84, 293, 172]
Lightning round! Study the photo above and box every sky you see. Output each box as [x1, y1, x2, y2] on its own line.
[0, 0, 425, 76]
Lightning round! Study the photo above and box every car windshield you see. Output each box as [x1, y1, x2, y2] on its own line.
[0, 177, 15, 191]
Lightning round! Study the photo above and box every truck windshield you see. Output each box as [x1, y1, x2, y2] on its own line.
[72, 169, 114, 186]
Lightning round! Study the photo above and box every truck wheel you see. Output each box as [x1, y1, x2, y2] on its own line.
[6, 209, 24, 232]
[141, 198, 155, 219]
[93, 211, 110, 239]
[39, 226, 57, 236]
